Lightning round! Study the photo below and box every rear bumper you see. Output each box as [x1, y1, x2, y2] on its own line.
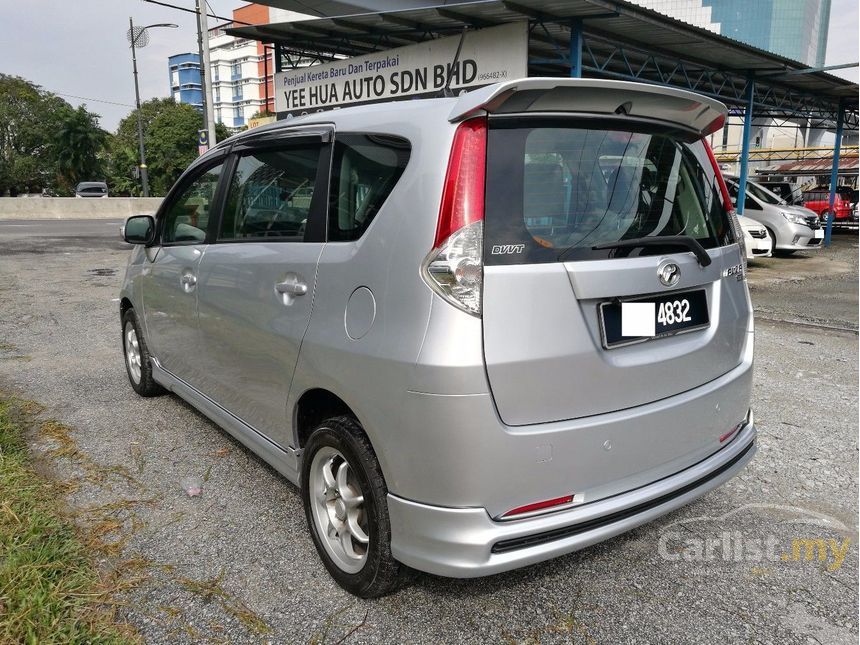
[389, 420, 756, 578]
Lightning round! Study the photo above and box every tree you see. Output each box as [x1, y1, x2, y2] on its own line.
[0, 75, 82, 196]
[55, 106, 107, 193]
[108, 98, 230, 196]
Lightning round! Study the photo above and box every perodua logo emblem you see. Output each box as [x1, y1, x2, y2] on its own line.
[658, 262, 681, 287]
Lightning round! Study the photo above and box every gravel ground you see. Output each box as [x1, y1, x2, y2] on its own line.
[0, 220, 857, 644]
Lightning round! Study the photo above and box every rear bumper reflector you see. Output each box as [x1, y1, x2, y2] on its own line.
[491, 439, 755, 554]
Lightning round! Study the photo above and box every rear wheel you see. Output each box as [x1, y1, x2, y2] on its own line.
[301, 416, 404, 598]
[122, 308, 165, 397]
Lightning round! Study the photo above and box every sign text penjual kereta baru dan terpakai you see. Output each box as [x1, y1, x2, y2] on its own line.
[274, 22, 528, 114]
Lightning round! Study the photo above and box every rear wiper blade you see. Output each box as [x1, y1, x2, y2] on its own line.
[592, 235, 712, 267]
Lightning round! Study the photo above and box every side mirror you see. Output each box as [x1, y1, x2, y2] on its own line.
[123, 215, 155, 245]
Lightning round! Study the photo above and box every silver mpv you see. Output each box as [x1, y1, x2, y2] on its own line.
[120, 78, 756, 597]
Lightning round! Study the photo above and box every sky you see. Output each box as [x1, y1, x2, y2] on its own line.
[0, 0, 856, 132]
[0, 0, 240, 130]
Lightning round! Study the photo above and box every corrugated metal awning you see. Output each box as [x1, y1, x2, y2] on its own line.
[756, 155, 860, 177]
[228, 0, 858, 117]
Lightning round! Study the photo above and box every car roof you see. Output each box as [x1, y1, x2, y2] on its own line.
[213, 96, 457, 153]
[76, 181, 107, 188]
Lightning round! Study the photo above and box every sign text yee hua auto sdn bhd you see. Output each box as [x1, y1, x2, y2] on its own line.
[274, 22, 528, 116]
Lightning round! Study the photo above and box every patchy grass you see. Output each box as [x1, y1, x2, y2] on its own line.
[0, 398, 137, 643]
[178, 570, 270, 636]
[39, 420, 142, 490]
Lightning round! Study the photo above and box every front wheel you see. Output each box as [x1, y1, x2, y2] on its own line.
[301, 416, 405, 598]
[122, 308, 165, 397]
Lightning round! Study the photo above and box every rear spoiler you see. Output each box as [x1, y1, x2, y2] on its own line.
[449, 78, 727, 136]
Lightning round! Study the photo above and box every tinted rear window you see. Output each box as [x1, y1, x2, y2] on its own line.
[485, 118, 733, 265]
[328, 134, 410, 242]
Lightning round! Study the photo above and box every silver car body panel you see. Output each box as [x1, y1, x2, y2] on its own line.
[388, 420, 756, 578]
[728, 178, 823, 251]
[195, 242, 325, 446]
[151, 357, 301, 482]
[141, 244, 206, 383]
[483, 245, 750, 425]
[119, 78, 755, 578]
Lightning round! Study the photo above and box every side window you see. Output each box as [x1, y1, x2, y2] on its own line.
[219, 145, 321, 241]
[328, 134, 410, 242]
[745, 195, 762, 210]
[727, 182, 761, 211]
[162, 162, 224, 244]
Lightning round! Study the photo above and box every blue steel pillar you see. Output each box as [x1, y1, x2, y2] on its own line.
[825, 100, 845, 247]
[569, 19, 583, 78]
[736, 76, 755, 216]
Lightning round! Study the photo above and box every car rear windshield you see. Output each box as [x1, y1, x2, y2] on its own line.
[484, 118, 734, 265]
[78, 186, 106, 194]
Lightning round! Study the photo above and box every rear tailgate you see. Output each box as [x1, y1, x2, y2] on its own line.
[473, 81, 751, 437]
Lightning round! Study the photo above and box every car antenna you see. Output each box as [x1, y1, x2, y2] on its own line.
[441, 27, 467, 98]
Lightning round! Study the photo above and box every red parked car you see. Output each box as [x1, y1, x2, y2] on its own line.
[802, 187, 856, 223]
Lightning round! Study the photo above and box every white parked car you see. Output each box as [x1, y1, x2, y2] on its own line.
[740, 218, 773, 259]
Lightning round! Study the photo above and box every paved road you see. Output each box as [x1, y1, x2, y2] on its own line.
[0, 221, 856, 644]
[0, 218, 127, 255]
[746, 230, 859, 331]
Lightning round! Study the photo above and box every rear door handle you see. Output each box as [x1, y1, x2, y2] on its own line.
[275, 280, 307, 296]
[275, 275, 308, 305]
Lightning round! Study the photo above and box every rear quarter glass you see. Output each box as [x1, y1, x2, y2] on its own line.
[484, 116, 733, 266]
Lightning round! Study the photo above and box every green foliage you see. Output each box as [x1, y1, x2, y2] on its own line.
[1, 74, 239, 198]
[108, 98, 232, 196]
[0, 399, 135, 643]
[55, 106, 108, 194]
[0, 75, 86, 196]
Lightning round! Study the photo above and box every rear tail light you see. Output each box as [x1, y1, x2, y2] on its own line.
[421, 117, 487, 317]
[704, 139, 747, 277]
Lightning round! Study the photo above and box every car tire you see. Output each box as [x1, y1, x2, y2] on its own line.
[121, 308, 165, 397]
[301, 416, 405, 598]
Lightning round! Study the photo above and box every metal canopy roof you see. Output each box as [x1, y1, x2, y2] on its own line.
[228, 0, 858, 127]
[756, 154, 859, 177]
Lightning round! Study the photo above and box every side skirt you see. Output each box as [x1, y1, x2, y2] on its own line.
[151, 359, 300, 486]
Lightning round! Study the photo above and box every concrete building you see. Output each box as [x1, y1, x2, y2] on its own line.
[168, 52, 204, 110]
[632, 0, 831, 67]
[631, 0, 838, 160]
[169, 3, 306, 130]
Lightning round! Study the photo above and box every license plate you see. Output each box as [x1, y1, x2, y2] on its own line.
[599, 289, 710, 348]
[813, 229, 824, 239]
